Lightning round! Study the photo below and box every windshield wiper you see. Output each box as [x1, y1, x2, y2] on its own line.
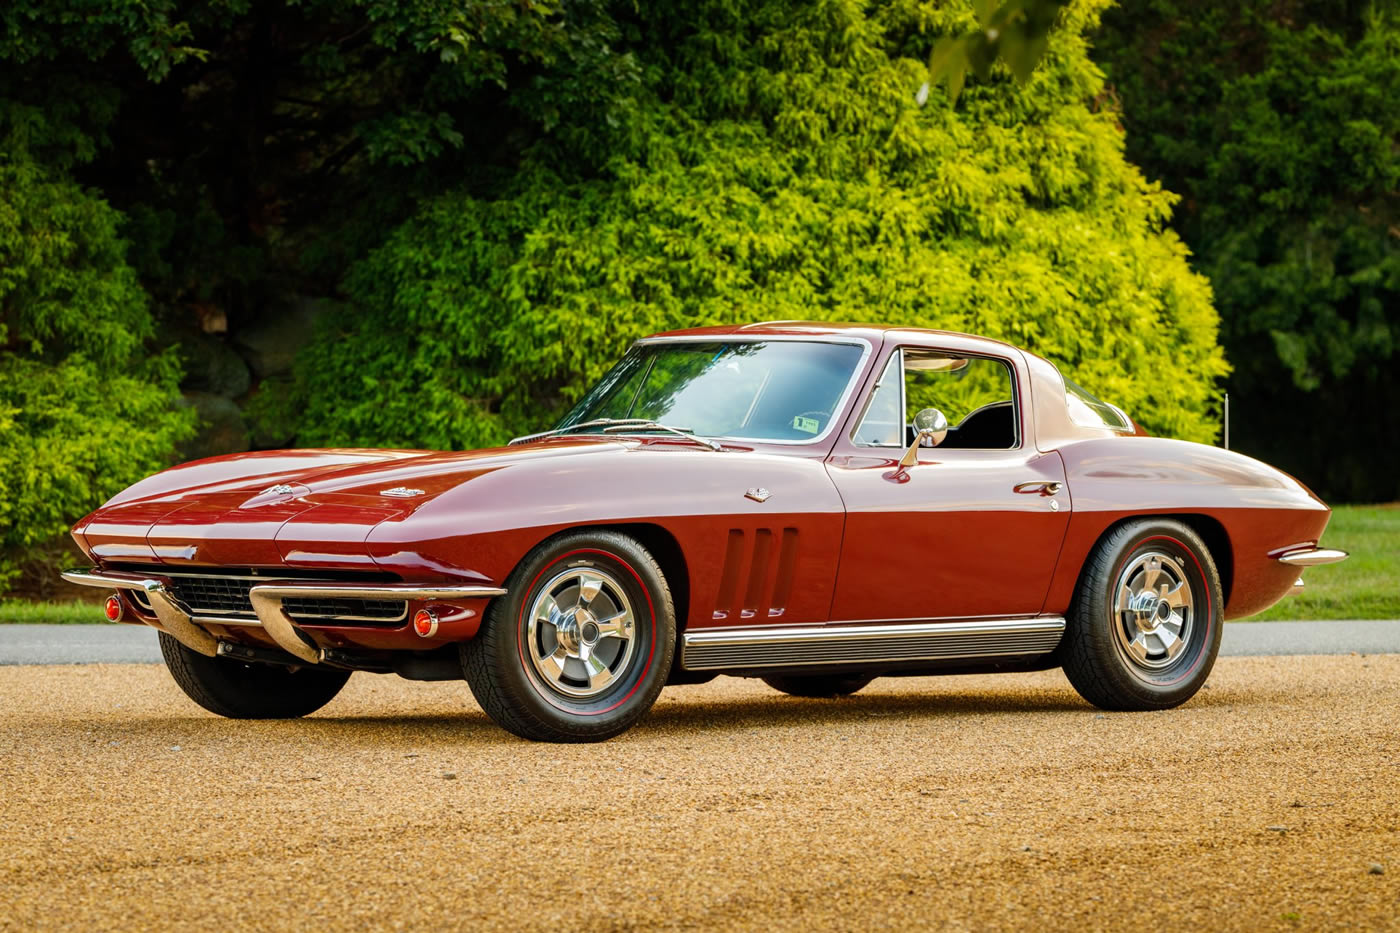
[508, 417, 723, 451]
[508, 418, 655, 446]
[599, 421, 724, 451]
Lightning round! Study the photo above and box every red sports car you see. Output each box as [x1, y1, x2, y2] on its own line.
[64, 322, 1346, 741]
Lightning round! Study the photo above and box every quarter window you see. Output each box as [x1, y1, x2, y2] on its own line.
[1064, 378, 1133, 433]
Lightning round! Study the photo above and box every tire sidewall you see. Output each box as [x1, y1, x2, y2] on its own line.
[487, 533, 675, 736]
[1076, 521, 1224, 709]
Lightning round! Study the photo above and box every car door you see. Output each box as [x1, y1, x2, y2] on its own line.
[825, 342, 1071, 622]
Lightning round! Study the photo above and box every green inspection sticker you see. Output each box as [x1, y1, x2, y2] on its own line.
[792, 415, 820, 434]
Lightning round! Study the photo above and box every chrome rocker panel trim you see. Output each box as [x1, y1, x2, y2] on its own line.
[63, 568, 506, 665]
[680, 616, 1066, 671]
[1276, 547, 1349, 567]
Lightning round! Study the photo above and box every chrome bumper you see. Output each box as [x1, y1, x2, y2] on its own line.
[62, 568, 505, 664]
[1276, 547, 1349, 567]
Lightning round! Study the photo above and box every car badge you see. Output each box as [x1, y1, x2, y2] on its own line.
[381, 487, 426, 498]
[262, 484, 297, 496]
[745, 487, 771, 503]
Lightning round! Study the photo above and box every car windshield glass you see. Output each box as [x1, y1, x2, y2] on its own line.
[1065, 378, 1133, 432]
[557, 340, 866, 442]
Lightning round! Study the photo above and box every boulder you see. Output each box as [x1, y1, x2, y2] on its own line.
[175, 330, 252, 398]
[234, 297, 336, 380]
[177, 391, 250, 460]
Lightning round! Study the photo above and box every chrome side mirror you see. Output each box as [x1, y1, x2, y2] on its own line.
[899, 408, 948, 467]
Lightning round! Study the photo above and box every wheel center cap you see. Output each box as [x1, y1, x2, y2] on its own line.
[1156, 600, 1172, 622]
[555, 614, 581, 654]
[1129, 591, 1159, 630]
[576, 608, 600, 645]
[556, 608, 600, 654]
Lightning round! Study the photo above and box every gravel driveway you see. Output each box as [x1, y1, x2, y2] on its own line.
[0, 657, 1395, 930]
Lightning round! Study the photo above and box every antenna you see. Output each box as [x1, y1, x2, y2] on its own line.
[1223, 392, 1230, 450]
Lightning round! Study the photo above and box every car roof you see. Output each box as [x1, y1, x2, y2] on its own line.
[645, 320, 1024, 355]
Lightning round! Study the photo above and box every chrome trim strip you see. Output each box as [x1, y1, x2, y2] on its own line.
[61, 568, 219, 657]
[192, 615, 262, 627]
[680, 616, 1066, 671]
[1277, 548, 1349, 566]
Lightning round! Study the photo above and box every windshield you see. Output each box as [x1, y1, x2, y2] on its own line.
[558, 340, 867, 442]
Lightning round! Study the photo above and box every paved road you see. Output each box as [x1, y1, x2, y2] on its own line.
[1, 620, 1396, 665]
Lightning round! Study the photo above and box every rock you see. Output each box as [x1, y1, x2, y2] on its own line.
[441, 772, 457, 780]
[234, 297, 337, 380]
[1369, 863, 1385, 875]
[178, 392, 250, 460]
[169, 327, 253, 398]
[1266, 825, 1289, 833]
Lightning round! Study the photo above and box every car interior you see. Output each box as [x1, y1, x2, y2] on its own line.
[854, 349, 1018, 450]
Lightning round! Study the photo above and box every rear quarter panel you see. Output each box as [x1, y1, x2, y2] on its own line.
[1048, 437, 1330, 619]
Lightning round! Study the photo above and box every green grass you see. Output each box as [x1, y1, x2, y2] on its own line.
[2, 506, 1396, 623]
[1245, 504, 1400, 621]
[0, 599, 106, 624]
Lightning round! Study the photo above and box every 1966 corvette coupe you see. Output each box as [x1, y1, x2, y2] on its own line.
[64, 322, 1346, 741]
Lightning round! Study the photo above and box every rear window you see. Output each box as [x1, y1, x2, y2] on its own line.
[1065, 378, 1133, 433]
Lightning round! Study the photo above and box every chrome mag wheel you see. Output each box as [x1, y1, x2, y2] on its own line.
[1112, 551, 1195, 672]
[525, 567, 637, 699]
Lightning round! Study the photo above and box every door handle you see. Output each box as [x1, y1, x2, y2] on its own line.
[1014, 481, 1063, 496]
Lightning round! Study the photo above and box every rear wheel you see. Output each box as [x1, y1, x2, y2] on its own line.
[461, 530, 676, 742]
[762, 673, 873, 698]
[159, 633, 351, 718]
[1060, 519, 1223, 711]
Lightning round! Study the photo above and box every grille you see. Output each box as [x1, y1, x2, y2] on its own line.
[122, 569, 407, 625]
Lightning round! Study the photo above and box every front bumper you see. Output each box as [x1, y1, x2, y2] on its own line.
[1276, 547, 1349, 566]
[62, 567, 505, 664]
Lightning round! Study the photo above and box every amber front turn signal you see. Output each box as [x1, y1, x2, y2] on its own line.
[412, 609, 438, 638]
[104, 594, 123, 622]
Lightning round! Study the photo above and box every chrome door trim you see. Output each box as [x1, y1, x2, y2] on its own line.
[680, 616, 1066, 671]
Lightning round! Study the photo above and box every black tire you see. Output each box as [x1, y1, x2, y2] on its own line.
[762, 673, 874, 698]
[461, 530, 676, 742]
[1060, 518, 1223, 711]
[158, 633, 351, 719]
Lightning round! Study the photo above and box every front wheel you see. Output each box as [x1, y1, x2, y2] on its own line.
[1060, 519, 1223, 711]
[461, 531, 676, 742]
[159, 633, 351, 718]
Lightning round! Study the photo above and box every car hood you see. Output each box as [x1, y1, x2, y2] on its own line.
[73, 439, 625, 570]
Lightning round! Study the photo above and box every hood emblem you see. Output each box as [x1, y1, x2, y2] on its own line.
[381, 487, 426, 498]
[745, 487, 771, 503]
[262, 484, 297, 496]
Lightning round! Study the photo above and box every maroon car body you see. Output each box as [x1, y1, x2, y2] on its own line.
[64, 322, 1344, 739]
